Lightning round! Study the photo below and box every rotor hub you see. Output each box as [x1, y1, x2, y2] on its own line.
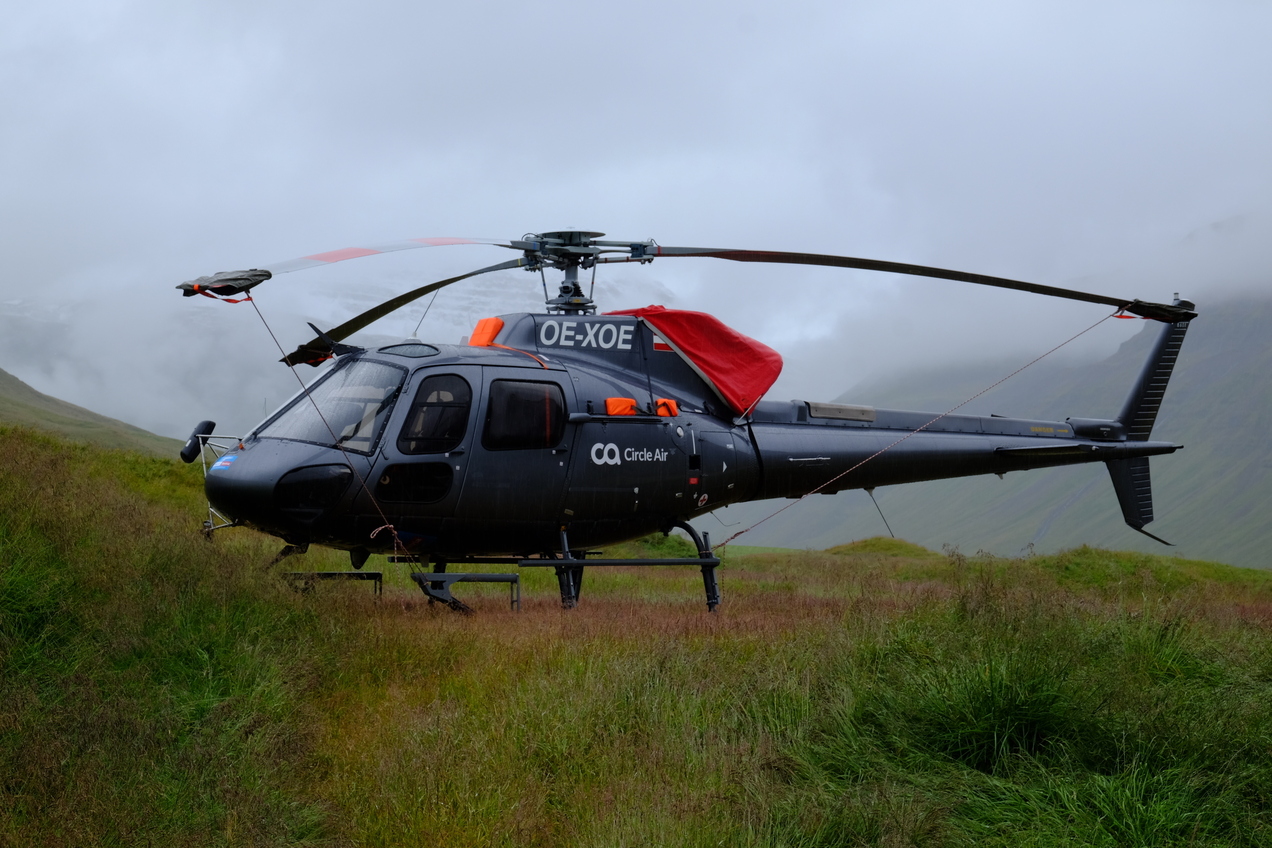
[518, 230, 611, 315]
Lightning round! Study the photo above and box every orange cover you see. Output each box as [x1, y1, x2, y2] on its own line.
[605, 306, 782, 415]
[605, 397, 638, 415]
[468, 316, 505, 347]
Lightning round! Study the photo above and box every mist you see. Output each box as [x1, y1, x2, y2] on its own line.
[2, 1, 1269, 439]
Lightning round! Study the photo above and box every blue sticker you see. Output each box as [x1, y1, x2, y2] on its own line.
[211, 455, 238, 471]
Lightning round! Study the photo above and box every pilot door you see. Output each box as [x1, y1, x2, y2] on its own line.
[366, 365, 483, 542]
[454, 369, 574, 540]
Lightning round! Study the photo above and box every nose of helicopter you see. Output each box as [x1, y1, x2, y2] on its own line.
[204, 440, 357, 539]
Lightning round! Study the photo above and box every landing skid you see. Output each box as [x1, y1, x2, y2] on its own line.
[355, 522, 723, 615]
[409, 571, 521, 613]
[285, 570, 383, 596]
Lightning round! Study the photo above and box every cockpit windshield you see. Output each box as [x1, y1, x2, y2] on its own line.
[255, 359, 405, 454]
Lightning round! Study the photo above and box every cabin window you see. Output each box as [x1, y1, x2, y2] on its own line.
[482, 380, 566, 450]
[398, 374, 472, 454]
[255, 359, 404, 454]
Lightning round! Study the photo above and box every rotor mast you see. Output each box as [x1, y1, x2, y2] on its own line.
[549, 262, 592, 314]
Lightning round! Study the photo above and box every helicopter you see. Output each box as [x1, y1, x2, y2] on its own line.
[176, 230, 1196, 612]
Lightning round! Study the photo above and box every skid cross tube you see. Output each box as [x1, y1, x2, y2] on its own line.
[674, 521, 722, 613]
[550, 526, 585, 609]
[520, 523, 722, 611]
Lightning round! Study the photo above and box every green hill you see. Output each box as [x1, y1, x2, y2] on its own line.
[0, 366, 182, 458]
[6, 427, 1272, 844]
[732, 296, 1272, 569]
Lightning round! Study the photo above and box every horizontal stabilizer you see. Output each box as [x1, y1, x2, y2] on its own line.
[996, 444, 1094, 458]
[996, 441, 1180, 461]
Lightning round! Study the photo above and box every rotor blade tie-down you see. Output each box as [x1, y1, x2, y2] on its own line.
[279, 257, 530, 367]
[412, 289, 442, 337]
[244, 295, 420, 565]
[710, 310, 1119, 551]
[195, 289, 253, 304]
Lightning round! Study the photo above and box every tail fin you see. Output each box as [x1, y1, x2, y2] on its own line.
[1106, 456, 1172, 545]
[1105, 297, 1194, 544]
[1118, 300, 1193, 441]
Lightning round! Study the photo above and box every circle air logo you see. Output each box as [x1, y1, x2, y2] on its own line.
[590, 443, 621, 465]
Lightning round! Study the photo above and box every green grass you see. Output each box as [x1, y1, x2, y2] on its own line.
[6, 424, 1272, 845]
[826, 537, 943, 559]
[0, 427, 326, 845]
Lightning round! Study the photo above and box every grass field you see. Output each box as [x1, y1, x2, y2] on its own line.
[4, 424, 1272, 846]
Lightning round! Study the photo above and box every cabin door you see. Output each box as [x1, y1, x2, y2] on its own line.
[454, 369, 574, 525]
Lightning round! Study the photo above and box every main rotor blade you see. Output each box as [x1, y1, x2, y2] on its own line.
[177, 236, 511, 297]
[266, 236, 511, 275]
[280, 257, 529, 366]
[650, 247, 1197, 322]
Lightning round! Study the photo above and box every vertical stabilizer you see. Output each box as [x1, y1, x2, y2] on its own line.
[1118, 301, 1193, 440]
[1105, 299, 1193, 545]
[1106, 456, 1172, 544]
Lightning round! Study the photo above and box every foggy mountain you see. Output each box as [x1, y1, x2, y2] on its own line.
[0, 366, 180, 457]
[4, 3, 1272, 457]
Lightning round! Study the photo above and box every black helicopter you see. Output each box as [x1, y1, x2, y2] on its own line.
[177, 230, 1196, 611]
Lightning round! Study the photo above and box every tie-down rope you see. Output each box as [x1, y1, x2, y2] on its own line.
[710, 310, 1120, 551]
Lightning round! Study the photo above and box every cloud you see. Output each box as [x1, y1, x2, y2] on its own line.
[1, 0, 1268, 437]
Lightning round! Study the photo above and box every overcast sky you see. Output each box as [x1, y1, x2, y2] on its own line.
[2, 1, 1269, 439]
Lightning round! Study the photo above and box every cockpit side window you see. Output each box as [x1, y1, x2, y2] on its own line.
[398, 374, 472, 454]
[482, 380, 566, 450]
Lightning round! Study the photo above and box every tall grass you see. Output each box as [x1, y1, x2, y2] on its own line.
[5, 423, 1272, 845]
[0, 427, 328, 846]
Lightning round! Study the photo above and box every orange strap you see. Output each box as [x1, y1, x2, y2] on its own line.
[197, 288, 253, 304]
[491, 343, 548, 368]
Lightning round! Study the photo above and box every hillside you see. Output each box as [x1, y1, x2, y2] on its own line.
[730, 296, 1272, 569]
[5, 427, 1272, 845]
[0, 366, 181, 458]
